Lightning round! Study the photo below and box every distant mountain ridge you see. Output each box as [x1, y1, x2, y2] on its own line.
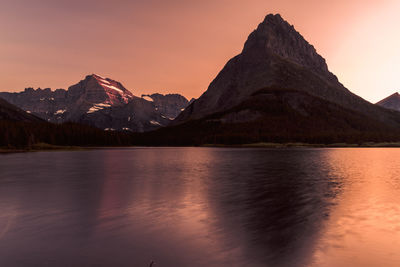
[0, 74, 191, 132]
[141, 93, 190, 119]
[0, 97, 42, 122]
[377, 92, 400, 111]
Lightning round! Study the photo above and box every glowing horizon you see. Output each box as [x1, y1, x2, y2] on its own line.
[0, 0, 399, 103]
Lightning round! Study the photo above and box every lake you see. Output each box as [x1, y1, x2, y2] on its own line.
[1, 148, 400, 266]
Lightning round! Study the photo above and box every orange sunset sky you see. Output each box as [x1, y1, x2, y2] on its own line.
[0, 0, 399, 102]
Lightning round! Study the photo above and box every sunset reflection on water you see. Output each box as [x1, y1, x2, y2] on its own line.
[1, 148, 400, 266]
[310, 148, 400, 267]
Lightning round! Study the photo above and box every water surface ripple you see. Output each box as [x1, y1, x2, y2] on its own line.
[1, 148, 400, 266]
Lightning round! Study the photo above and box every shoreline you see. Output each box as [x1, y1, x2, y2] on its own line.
[3, 142, 400, 153]
[0, 143, 90, 154]
[202, 142, 400, 148]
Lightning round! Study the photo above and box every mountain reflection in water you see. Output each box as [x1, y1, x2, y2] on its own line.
[0, 148, 400, 266]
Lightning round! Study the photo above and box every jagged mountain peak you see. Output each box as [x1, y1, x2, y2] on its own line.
[68, 74, 134, 106]
[243, 13, 328, 73]
[90, 73, 116, 84]
[91, 73, 107, 79]
[173, 14, 336, 123]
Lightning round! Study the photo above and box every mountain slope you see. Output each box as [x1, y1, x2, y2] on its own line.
[174, 14, 400, 128]
[0, 88, 68, 122]
[377, 92, 400, 111]
[78, 96, 171, 132]
[135, 87, 400, 145]
[0, 97, 42, 122]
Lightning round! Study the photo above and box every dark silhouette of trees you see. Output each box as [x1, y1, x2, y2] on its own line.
[0, 121, 134, 148]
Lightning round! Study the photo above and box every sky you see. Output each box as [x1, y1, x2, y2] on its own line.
[0, 0, 399, 102]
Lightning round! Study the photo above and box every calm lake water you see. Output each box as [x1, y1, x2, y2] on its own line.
[1, 148, 400, 266]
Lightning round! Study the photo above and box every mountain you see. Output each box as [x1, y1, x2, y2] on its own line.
[0, 86, 135, 148]
[137, 14, 400, 145]
[0, 97, 42, 122]
[141, 93, 190, 119]
[63, 74, 169, 132]
[135, 87, 400, 145]
[79, 96, 172, 132]
[0, 74, 190, 132]
[65, 74, 134, 120]
[0, 87, 68, 122]
[174, 14, 400, 128]
[377, 92, 400, 111]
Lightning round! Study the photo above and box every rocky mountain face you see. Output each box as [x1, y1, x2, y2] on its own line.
[0, 87, 68, 122]
[141, 93, 190, 119]
[174, 14, 400, 129]
[377, 92, 400, 111]
[0, 74, 190, 132]
[0, 97, 42, 122]
[65, 74, 134, 121]
[137, 87, 400, 145]
[79, 96, 172, 132]
[135, 13, 400, 145]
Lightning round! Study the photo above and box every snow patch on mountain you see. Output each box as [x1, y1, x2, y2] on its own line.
[142, 95, 154, 102]
[87, 103, 112, 114]
[150, 120, 161, 126]
[54, 109, 66, 115]
[101, 83, 124, 94]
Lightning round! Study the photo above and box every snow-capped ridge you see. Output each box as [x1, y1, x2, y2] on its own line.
[0, 74, 192, 132]
[77, 73, 135, 106]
